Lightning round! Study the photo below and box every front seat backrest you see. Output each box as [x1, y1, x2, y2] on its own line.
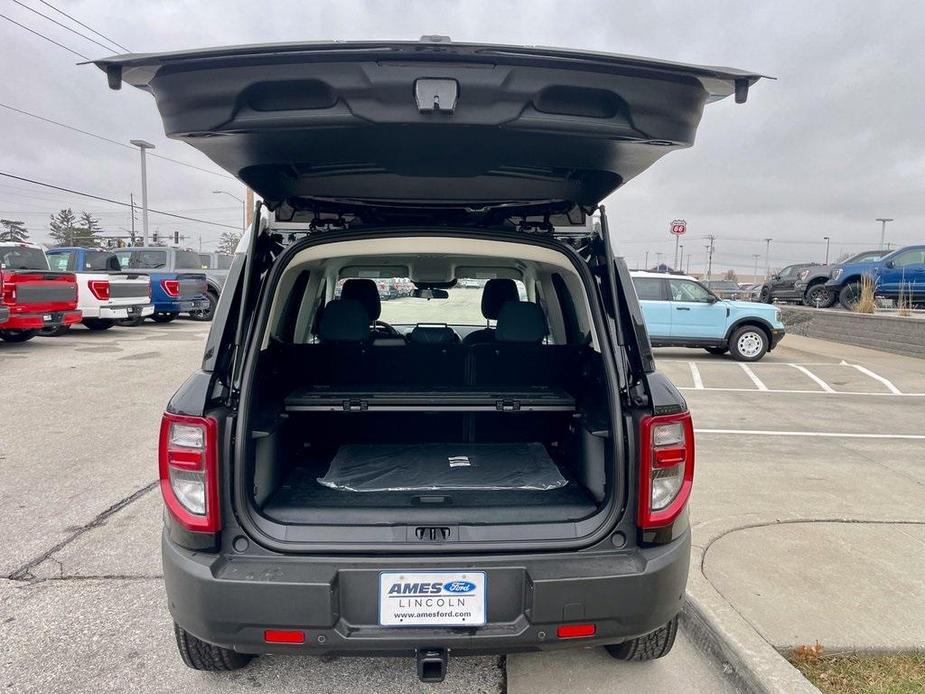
[495, 301, 548, 343]
[462, 278, 519, 345]
[317, 299, 371, 343]
[340, 278, 381, 322]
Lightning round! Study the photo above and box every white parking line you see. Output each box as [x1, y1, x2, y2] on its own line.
[696, 428, 925, 440]
[738, 363, 768, 391]
[843, 361, 903, 395]
[689, 361, 704, 389]
[788, 364, 835, 392]
[679, 387, 925, 397]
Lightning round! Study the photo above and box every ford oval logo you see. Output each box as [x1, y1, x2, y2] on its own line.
[443, 580, 476, 594]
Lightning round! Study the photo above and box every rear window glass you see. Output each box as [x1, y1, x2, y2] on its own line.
[175, 250, 203, 269]
[632, 277, 663, 301]
[84, 251, 116, 271]
[114, 250, 167, 269]
[47, 252, 72, 272]
[0, 246, 48, 271]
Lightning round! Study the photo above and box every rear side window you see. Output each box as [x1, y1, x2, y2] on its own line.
[633, 277, 664, 301]
[84, 251, 116, 271]
[47, 252, 72, 272]
[175, 250, 203, 269]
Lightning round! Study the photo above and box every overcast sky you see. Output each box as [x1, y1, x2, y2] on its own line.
[1, 0, 923, 273]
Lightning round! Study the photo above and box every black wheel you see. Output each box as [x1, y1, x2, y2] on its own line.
[0, 329, 38, 343]
[39, 325, 70, 337]
[189, 290, 218, 322]
[728, 324, 768, 362]
[152, 313, 178, 324]
[82, 318, 115, 331]
[838, 282, 861, 310]
[605, 616, 679, 661]
[117, 315, 145, 327]
[704, 346, 728, 355]
[174, 623, 253, 671]
[758, 285, 773, 303]
[803, 283, 835, 308]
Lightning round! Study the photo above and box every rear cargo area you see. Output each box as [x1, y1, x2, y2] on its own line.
[245, 339, 613, 530]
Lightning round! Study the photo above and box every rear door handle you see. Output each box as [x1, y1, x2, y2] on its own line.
[676, 307, 690, 311]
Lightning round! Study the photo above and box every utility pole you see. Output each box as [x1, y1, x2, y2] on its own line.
[705, 235, 716, 280]
[679, 244, 684, 273]
[752, 254, 761, 283]
[686, 256, 691, 274]
[644, 251, 649, 269]
[875, 218, 893, 249]
[763, 238, 773, 279]
[823, 236, 831, 264]
[130, 140, 155, 245]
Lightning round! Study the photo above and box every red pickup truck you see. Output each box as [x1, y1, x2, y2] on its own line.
[0, 243, 82, 343]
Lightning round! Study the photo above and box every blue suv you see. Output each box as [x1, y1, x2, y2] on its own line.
[631, 272, 786, 361]
[825, 245, 925, 310]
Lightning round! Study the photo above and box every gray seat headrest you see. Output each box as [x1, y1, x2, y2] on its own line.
[318, 299, 371, 343]
[341, 278, 381, 321]
[495, 301, 548, 343]
[480, 278, 519, 320]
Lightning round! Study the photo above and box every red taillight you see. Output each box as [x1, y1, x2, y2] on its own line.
[1, 280, 14, 305]
[158, 413, 219, 532]
[638, 412, 695, 529]
[88, 279, 110, 301]
[161, 279, 180, 298]
[557, 624, 596, 639]
[264, 629, 305, 644]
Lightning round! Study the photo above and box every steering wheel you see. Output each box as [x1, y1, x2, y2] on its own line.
[373, 320, 402, 338]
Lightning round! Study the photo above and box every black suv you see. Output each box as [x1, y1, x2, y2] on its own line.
[96, 39, 761, 683]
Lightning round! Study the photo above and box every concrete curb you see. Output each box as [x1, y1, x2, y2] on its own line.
[683, 573, 820, 694]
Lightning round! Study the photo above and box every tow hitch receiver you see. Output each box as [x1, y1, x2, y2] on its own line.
[416, 648, 448, 683]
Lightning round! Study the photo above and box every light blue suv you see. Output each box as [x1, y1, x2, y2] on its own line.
[631, 272, 786, 361]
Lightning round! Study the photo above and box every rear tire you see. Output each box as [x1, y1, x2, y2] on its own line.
[728, 325, 768, 362]
[803, 283, 835, 308]
[758, 285, 773, 303]
[0, 329, 38, 343]
[82, 318, 115, 331]
[152, 313, 178, 324]
[838, 282, 861, 310]
[173, 623, 253, 671]
[38, 325, 70, 337]
[704, 346, 728, 355]
[189, 290, 218, 322]
[605, 616, 679, 661]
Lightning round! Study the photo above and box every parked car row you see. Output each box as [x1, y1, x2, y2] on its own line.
[0, 242, 231, 343]
[757, 245, 925, 310]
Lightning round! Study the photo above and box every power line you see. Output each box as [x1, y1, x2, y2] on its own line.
[37, 0, 129, 52]
[0, 102, 236, 180]
[0, 172, 240, 230]
[9, 0, 116, 53]
[0, 11, 90, 59]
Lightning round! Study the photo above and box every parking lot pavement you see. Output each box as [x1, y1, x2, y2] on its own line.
[655, 335, 925, 658]
[1, 320, 730, 693]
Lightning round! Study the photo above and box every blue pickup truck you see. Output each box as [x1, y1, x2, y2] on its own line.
[824, 245, 925, 310]
[631, 271, 785, 361]
[112, 247, 210, 323]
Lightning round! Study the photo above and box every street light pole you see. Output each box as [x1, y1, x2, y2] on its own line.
[214, 190, 246, 232]
[752, 254, 761, 283]
[823, 236, 830, 264]
[130, 140, 155, 246]
[875, 218, 893, 249]
[763, 238, 773, 279]
[679, 244, 684, 272]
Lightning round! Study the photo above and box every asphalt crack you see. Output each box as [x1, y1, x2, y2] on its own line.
[7, 480, 158, 581]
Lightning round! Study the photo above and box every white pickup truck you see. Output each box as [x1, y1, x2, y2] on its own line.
[45, 247, 153, 333]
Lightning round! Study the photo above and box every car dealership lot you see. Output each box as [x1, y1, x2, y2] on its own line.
[1, 321, 923, 691]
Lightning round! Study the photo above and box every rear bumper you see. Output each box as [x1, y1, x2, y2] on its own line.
[83, 303, 155, 319]
[155, 298, 209, 314]
[163, 530, 690, 656]
[0, 310, 81, 330]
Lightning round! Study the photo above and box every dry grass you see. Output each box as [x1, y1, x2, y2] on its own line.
[896, 281, 913, 317]
[791, 644, 925, 693]
[853, 275, 878, 314]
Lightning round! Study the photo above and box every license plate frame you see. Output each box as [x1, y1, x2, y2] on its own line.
[378, 571, 486, 627]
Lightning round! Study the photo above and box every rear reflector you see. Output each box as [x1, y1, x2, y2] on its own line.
[638, 411, 695, 529]
[264, 629, 305, 644]
[557, 624, 596, 639]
